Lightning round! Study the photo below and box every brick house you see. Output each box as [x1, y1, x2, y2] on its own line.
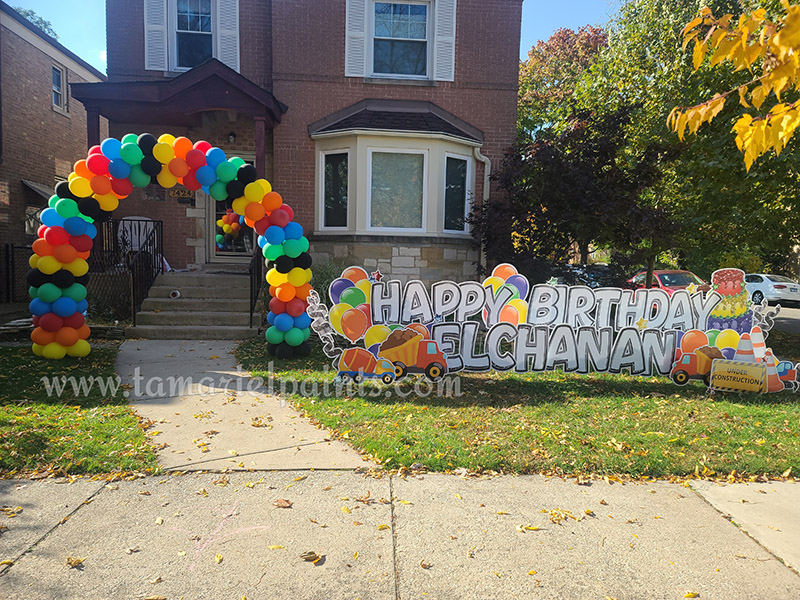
[72, 0, 523, 281]
[0, 1, 107, 248]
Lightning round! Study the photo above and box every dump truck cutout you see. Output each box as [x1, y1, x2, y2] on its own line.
[378, 329, 447, 381]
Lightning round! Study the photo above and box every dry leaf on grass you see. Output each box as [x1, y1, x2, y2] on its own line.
[273, 499, 293, 508]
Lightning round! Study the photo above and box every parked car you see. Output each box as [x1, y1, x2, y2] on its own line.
[745, 273, 800, 306]
[548, 263, 632, 289]
[628, 270, 710, 295]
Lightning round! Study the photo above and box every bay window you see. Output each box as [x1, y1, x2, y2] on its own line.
[323, 152, 349, 228]
[369, 151, 426, 230]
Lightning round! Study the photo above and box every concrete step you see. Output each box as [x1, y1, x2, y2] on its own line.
[135, 310, 252, 327]
[148, 285, 250, 300]
[157, 272, 249, 288]
[125, 325, 259, 340]
[140, 297, 251, 312]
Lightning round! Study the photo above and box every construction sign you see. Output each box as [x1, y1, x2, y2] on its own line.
[306, 265, 798, 394]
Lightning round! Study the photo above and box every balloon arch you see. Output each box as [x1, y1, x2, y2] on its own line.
[28, 133, 314, 359]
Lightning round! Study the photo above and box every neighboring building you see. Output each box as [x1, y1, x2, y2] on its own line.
[72, 0, 523, 281]
[0, 1, 107, 247]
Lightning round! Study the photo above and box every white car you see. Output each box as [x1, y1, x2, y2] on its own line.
[745, 273, 800, 305]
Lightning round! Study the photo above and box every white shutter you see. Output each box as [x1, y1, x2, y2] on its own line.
[144, 0, 168, 71]
[434, 0, 457, 81]
[345, 0, 368, 77]
[216, 0, 240, 72]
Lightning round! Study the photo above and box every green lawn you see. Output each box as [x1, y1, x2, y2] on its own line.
[238, 333, 800, 479]
[0, 344, 158, 476]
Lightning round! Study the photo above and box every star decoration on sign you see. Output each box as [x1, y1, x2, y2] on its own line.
[546, 277, 559, 286]
[635, 317, 649, 331]
[370, 270, 384, 282]
[433, 314, 444, 323]
[686, 283, 698, 294]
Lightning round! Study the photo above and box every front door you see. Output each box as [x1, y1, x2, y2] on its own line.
[205, 157, 256, 263]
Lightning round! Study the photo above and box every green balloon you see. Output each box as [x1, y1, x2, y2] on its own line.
[62, 283, 87, 302]
[55, 198, 80, 218]
[120, 142, 144, 165]
[706, 330, 721, 347]
[389, 324, 404, 331]
[298, 236, 310, 253]
[38, 282, 62, 303]
[264, 244, 283, 261]
[209, 180, 228, 200]
[29, 286, 39, 299]
[216, 234, 225, 244]
[48, 194, 59, 208]
[500, 284, 520, 300]
[340, 287, 367, 307]
[216, 161, 238, 182]
[79, 214, 94, 223]
[129, 164, 151, 187]
[303, 327, 311, 341]
[229, 157, 246, 169]
[284, 327, 304, 347]
[283, 238, 302, 258]
[121, 133, 138, 144]
[265, 326, 285, 344]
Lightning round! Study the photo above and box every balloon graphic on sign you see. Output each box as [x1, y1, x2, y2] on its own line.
[341, 307, 369, 342]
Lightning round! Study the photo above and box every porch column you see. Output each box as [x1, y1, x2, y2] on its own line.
[86, 107, 101, 148]
[254, 116, 266, 179]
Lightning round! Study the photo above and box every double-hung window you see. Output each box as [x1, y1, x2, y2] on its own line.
[176, 0, 213, 69]
[52, 65, 66, 112]
[443, 155, 469, 232]
[368, 150, 426, 231]
[372, 2, 430, 78]
[322, 152, 349, 228]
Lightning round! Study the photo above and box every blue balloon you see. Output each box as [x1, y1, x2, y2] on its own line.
[76, 299, 89, 314]
[265, 225, 285, 245]
[505, 274, 529, 300]
[283, 222, 303, 240]
[294, 313, 312, 329]
[257, 236, 268, 248]
[29, 298, 51, 316]
[100, 137, 121, 160]
[85, 223, 98, 239]
[266, 311, 276, 325]
[41, 208, 64, 227]
[52, 297, 78, 318]
[196, 165, 216, 186]
[108, 158, 132, 179]
[63, 217, 88, 236]
[274, 312, 294, 332]
[206, 147, 227, 168]
[239, 215, 246, 225]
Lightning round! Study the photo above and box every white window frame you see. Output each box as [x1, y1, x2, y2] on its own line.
[366, 147, 428, 233]
[318, 149, 351, 231]
[52, 64, 67, 113]
[442, 151, 472, 234]
[368, 0, 433, 80]
[168, 0, 215, 72]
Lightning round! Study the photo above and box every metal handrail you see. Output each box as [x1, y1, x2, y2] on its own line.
[128, 222, 164, 326]
[249, 244, 264, 329]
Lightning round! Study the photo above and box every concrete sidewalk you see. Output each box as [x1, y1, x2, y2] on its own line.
[1, 473, 798, 599]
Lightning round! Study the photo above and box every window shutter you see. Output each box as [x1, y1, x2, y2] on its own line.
[144, 0, 168, 71]
[434, 0, 457, 81]
[345, 0, 367, 77]
[216, 0, 240, 72]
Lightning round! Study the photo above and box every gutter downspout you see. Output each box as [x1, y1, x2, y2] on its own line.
[473, 146, 491, 274]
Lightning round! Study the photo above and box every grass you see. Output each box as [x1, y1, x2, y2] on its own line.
[237, 332, 800, 479]
[0, 343, 158, 476]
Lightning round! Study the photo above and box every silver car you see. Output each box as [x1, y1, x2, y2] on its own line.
[745, 273, 800, 305]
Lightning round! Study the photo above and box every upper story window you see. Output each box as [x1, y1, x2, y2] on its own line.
[176, 0, 213, 68]
[52, 65, 67, 112]
[373, 2, 429, 78]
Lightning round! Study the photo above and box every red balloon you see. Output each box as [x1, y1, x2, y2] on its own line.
[254, 215, 271, 235]
[286, 297, 307, 317]
[269, 297, 286, 314]
[169, 157, 189, 177]
[185, 149, 206, 170]
[62, 312, 85, 329]
[183, 171, 201, 190]
[111, 177, 133, 197]
[282, 204, 294, 221]
[88, 145, 102, 155]
[270, 208, 290, 228]
[355, 303, 372, 328]
[37, 225, 47, 238]
[69, 235, 93, 253]
[193, 140, 212, 153]
[86, 153, 110, 175]
[44, 226, 70, 246]
[32, 315, 40, 327]
[39, 313, 63, 332]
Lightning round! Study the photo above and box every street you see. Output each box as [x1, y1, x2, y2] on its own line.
[774, 305, 800, 334]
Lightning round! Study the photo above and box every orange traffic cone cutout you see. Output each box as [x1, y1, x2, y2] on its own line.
[750, 326, 767, 362]
[733, 333, 756, 362]
[763, 349, 785, 393]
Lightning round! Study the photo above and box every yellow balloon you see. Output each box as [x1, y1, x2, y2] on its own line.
[31, 343, 44, 357]
[223, 224, 232, 234]
[216, 219, 224, 228]
[244, 182, 264, 203]
[287, 267, 307, 287]
[69, 177, 92, 198]
[67, 339, 91, 357]
[65, 258, 88, 277]
[266, 268, 288, 286]
[355, 279, 372, 303]
[329, 303, 350, 335]
[29, 254, 40, 269]
[715, 329, 740, 350]
[42, 342, 66, 360]
[257, 178, 272, 195]
[482, 276, 505, 293]
[304, 268, 313, 284]
[508, 299, 528, 322]
[157, 165, 178, 188]
[364, 325, 391, 348]
[37, 255, 61, 275]
[157, 133, 176, 145]
[95, 193, 119, 211]
[152, 142, 175, 164]
[231, 196, 249, 216]
[68, 172, 79, 181]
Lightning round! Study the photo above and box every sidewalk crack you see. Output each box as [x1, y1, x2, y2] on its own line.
[389, 475, 401, 600]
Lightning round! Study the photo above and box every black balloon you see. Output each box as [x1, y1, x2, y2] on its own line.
[141, 156, 161, 176]
[26, 268, 47, 287]
[137, 133, 158, 153]
[295, 341, 312, 357]
[275, 255, 293, 273]
[266, 342, 277, 355]
[226, 180, 245, 198]
[52, 270, 75, 288]
[74, 274, 89, 285]
[295, 252, 313, 269]
[78, 197, 101, 219]
[95, 209, 113, 222]
[237, 164, 257, 185]
[55, 181, 78, 201]
[274, 342, 294, 359]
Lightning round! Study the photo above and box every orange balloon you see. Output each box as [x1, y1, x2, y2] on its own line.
[230, 222, 240, 231]
[74, 160, 93, 180]
[76, 324, 91, 340]
[499, 304, 520, 325]
[31, 327, 56, 346]
[262, 191, 283, 212]
[342, 267, 368, 284]
[341, 308, 369, 342]
[53, 244, 78, 264]
[55, 327, 79, 347]
[169, 157, 190, 178]
[32, 238, 54, 256]
[295, 283, 312, 299]
[268, 285, 277, 297]
[172, 137, 193, 159]
[244, 217, 255, 227]
[406, 323, 430, 339]
[492, 263, 518, 281]
[90, 175, 112, 196]
[245, 202, 265, 222]
[76, 250, 91, 260]
[680, 329, 709, 354]
[275, 284, 296, 302]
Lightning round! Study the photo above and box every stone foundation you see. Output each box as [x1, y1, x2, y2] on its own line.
[310, 236, 479, 284]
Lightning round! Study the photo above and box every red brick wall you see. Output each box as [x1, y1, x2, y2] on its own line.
[0, 22, 108, 246]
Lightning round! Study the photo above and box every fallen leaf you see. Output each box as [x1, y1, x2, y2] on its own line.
[377, 524, 390, 531]
[228, 450, 239, 456]
[454, 494, 462, 500]
[353, 521, 364, 526]
[209, 355, 220, 359]
[0, 559, 14, 566]
[155, 517, 163, 525]
[65, 556, 86, 568]
[143, 596, 167, 600]
[294, 475, 307, 482]
[585, 509, 595, 517]
[354, 551, 359, 560]
[684, 593, 699, 599]
[149, 576, 162, 584]
[322, 486, 332, 491]
[420, 559, 432, 569]
[125, 547, 140, 555]
[268, 545, 285, 550]
[215, 554, 223, 564]
[273, 499, 293, 509]
[341, 506, 351, 514]
[178, 550, 186, 556]
[139, 491, 151, 496]
[528, 569, 538, 575]
[493, 571, 504, 577]
[496, 511, 509, 515]
[301, 551, 321, 563]
[399, 500, 412, 505]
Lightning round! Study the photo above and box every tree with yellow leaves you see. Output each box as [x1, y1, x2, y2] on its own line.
[669, 1, 800, 170]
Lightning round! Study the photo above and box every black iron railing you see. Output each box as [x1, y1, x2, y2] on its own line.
[2, 243, 31, 303]
[249, 244, 264, 329]
[128, 222, 164, 326]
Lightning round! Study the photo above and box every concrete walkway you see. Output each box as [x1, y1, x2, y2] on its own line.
[116, 340, 368, 470]
[1, 473, 798, 599]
